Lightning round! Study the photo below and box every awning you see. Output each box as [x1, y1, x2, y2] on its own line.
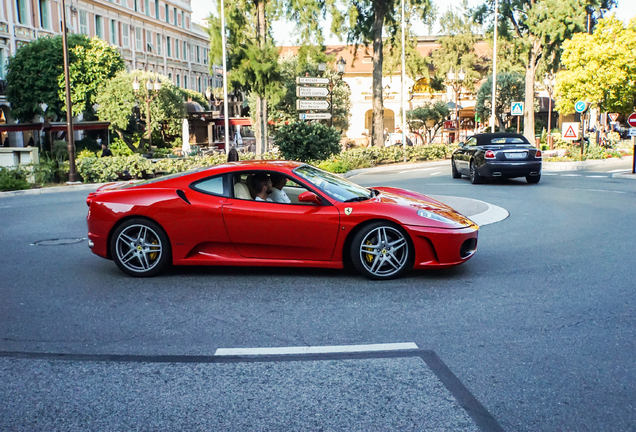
[0, 123, 44, 132]
[212, 118, 252, 126]
[0, 121, 110, 133]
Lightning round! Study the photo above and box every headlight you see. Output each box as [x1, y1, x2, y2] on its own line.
[417, 209, 453, 224]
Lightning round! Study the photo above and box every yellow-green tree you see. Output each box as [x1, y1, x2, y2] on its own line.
[555, 15, 636, 115]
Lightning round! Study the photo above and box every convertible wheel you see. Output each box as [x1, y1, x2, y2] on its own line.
[451, 160, 461, 179]
[526, 174, 541, 184]
[351, 222, 412, 280]
[470, 161, 483, 184]
[110, 218, 171, 277]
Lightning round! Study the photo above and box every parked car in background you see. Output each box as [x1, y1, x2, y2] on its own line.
[451, 133, 542, 184]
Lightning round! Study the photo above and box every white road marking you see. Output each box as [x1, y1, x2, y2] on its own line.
[574, 188, 627, 194]
[0, 206, 11, 209]
[609, 169, 631, 173]
[586, 175, 608, 178]
[399, 167, 437, 173]
[429, 172, 442, 176]
[214, 342, 419, 356]
[543, 173, 557, 175]
[561, 174, 581, 177]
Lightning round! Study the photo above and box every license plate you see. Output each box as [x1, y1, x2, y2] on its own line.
[505, 152, 527, 159]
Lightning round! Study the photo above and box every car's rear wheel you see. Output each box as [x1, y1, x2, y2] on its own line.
[470, 161, 483, 184]
[526, 174, 541, 184]
[110, 218, 171, 277]
[350, 222, 412, 280]
[451, 160, 461, 178]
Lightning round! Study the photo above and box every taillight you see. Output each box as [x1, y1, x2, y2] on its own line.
[535, 150, 542, 158]
[485, 150, 495, 159]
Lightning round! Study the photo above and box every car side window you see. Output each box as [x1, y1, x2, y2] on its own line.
[466, 137, 477, 147]
[230, 171, 317, 205]
[191, 175, 228, 196]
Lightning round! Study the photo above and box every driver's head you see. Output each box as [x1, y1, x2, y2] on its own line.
[251, 173, 272, 195]
[270, 173, 286, 190]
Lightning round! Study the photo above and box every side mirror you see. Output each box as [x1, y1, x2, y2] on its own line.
[298, 191, 322, 205]
[458, 142, 465, 148]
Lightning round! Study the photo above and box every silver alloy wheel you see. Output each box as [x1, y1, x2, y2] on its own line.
[359, 226, 408, 277]
[115, 224, 163, 273]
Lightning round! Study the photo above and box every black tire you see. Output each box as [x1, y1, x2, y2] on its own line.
[451, 160, 461, 178]
[350, 221, 412, 280]
[110, 218, 171, 277]
[470, 160, 483, 184]
[526, 174, 541, 184]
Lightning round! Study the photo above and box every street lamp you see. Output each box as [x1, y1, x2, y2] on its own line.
[133, 75, 162, 149]
[447, 68, 465, 142]
[543, 73, 556, 149]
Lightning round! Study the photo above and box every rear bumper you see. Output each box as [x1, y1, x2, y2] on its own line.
[405, 224, 479, 269]
[479, 161, 541, 178]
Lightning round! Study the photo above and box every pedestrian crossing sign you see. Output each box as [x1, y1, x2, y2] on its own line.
[511, 102, 524, 116]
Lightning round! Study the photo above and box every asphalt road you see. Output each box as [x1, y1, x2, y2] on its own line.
[1, 159, 635, 431]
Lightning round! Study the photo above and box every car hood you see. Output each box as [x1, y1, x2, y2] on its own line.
[370, 187, 477, 228]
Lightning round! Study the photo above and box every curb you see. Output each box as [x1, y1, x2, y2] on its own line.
[543, 156, 633, 172]
[0, 183, 106, 199]
[612, 172, 636, 180]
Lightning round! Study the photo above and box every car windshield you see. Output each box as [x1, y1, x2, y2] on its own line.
[489, 137, 529, 145]
[293, 165, 372, 202]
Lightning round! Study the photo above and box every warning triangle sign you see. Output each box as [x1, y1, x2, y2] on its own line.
[563, 125, 578, 139]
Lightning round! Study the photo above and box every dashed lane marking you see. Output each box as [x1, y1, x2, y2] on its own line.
[429, 172, 442, 176]
[399, 167, 437, 173]
[561, 174, 582, 176]
[214, 342, 419, 356]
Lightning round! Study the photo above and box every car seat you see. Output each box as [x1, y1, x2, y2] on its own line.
[233, 182, 252, 200]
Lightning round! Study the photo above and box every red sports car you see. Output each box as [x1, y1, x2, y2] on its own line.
[86, 161, 478, 280]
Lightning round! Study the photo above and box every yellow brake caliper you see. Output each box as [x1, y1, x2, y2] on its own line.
[364, 240, 375, 264]
[148, 240, 159, 261]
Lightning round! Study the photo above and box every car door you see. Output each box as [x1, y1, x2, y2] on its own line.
[222, 172, 341, 261]
[457, 136, 477, 173]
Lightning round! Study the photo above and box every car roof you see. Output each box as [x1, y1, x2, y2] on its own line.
[470, 133, 529, 144]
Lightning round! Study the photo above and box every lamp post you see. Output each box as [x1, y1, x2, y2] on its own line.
[543, 73, 556, 149]
[60, 0, 78, 182]
[447, 68, 465, 142]
[133, 75, 161, 149]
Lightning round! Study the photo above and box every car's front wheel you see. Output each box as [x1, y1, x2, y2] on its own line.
[350, 222, 412, 280]
[110, 218, 171, 277]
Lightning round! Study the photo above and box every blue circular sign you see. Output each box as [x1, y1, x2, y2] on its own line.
[575, 101, 588, 113]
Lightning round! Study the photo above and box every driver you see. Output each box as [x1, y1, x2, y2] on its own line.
[269, 173, 291, 203]
[251, 173, 273, 202]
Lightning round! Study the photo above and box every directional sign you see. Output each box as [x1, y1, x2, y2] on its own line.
[296, 76, 330, 85]
[296, 87, 330, 97]
[511, 102, 524, 116]
[299, 113, 332, 120]
[608, 113, 619, 122]
[629, 128, 636, 137]
[296, 100, 330, 110]
[627, 113, 636, 127]
[562, 122, 580, 140]
[574, 101, 588, 113]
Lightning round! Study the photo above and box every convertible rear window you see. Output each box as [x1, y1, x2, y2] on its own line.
[489, 137, 529, 144]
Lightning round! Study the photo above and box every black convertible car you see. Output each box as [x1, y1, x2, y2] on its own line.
[451, 133, 542, 184]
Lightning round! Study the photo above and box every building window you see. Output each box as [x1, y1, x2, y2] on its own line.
[122, 24, 130, 48]
[110, 20, 118, 45]
[146, 30, 153, 52]
[79, 10, 89, 35]
[156, 33, 161, 55]
[134, 0, 138, 12]
[145, 0, 150, 16]
[173, 7, 177, 25]
[135, 27, 142, 51]
[176, 74, 180, 87]
[175, 39, 179, 59]
[165, 4, 169, 22]
[155, 0, 159, 19]
[184, 75, 187, 89]
[178, 12, 182, 27]
[203, 48, 208, 65]
[182, 41, 187, 61]
[0, 49, 6, 80]
[165, 36, 170, 57]
[198, 76, 202, 93]
[16, 0, 30, 25]
[95, 16, 103, 39]
[196, 46, 200, 63]
[39, 0, 51, 30]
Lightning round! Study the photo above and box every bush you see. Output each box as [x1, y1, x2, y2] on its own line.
[77, 154, 153, 183]
[0, 167, 31, 191]
[275, 122, 341, 162]
[110, 137, 135, 156]
[31, 157, 69, 185]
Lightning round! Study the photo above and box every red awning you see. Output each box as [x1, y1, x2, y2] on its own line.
[0, 121, 110, 133]
[0, 123, 44, 132]
[212, 118, 252, 126]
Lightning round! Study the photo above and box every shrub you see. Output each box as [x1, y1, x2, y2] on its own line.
[77, 154, 153, 183]
[31, 157, 69, 185]
[0, 167, 31, 191]
[110, 137, 135, 156]
[275, 122, 341, 162]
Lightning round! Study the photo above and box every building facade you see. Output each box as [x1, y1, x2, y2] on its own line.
[0, 0, 212, 141]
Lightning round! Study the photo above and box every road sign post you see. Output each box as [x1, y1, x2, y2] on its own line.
[299, 113, 332, 120]
[511, 102, 523, 133]
[629, 114, 636, 174]
[296, 100, 330, 110]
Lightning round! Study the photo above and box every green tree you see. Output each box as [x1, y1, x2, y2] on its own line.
[331, 0, 436, 148]
[6, 34, 124, 122]
[475, 72, 525, 130]
[406, 101, 450, 143]
[269, 55, 352, 131]
[95, 71, 186, 152]
[555, 16, 636, 115]
[475, 0, 596, 140]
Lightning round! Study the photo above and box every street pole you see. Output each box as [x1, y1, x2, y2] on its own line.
[146, 96, 152, 148]
[330, 79, 334, 128]
[60, 0, 77, 182]
[455, 85, 459, 142]
[490, 0, 498, 133]
[401, 0, 406, 161]
[220, 0, 230, 154]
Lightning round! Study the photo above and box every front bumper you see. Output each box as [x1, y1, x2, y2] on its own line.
[478, 161, 542, 178]
[405, 224, 479, 269]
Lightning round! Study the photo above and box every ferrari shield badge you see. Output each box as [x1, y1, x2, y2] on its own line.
[345, 207, 353, 215]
